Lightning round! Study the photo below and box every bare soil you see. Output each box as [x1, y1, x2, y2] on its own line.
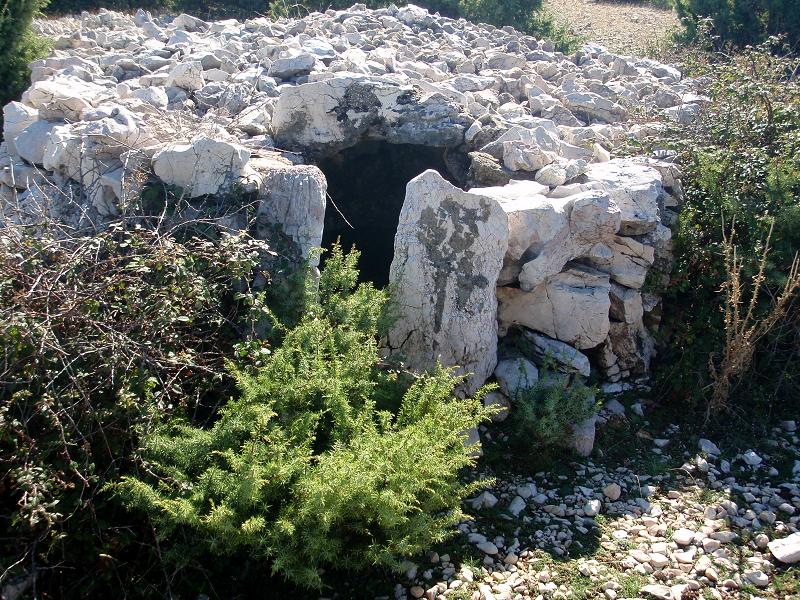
[543, 0, 680, 56]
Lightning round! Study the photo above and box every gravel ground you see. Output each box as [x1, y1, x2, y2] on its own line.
[543, 0, 680, 56]
[394, 402, 800, 600]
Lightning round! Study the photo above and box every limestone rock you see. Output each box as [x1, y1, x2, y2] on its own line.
[494, 357, 539, 398]
[583, 235, 655, 289]
[273, 74, 467, 154]
[483, 391, 510, 422]
[151, 136, 250, 198]
[3, 102, 39, 156]
[388, 170, 508, 396]
[497, 267, 611, 349]
[268, 51, 316, 80]
[15, 120, 62, 166]
[571, 414, 597, 457]
[516, 190, 621, 290]
[166, 61, 205, 91]
[585, 159, 662, 235]
[768, 533, 800, 564]
[23, 76, 108, 121]
[248, 153, 327, 265]
[564, 91, 628, 123]
[520, 330, 591, 377]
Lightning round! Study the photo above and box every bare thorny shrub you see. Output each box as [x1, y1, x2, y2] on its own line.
[707, 220, 800, 419]
[0, 180, 286, 596]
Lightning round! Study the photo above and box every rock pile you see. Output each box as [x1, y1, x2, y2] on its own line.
[398, 417, 800, 599]
[1, 4, 703, 420]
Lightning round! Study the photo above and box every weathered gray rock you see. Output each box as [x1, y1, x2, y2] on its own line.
[564, 91, 628, 123]
[165, 61, 205, 91]
[388, 170, 508, 396]
[498, 267, 611, 349]
[769, 533, 800, 564]
[521, 330, 591, 377]
[585, 159, 662, 235]
[516, 190, 621, 290]
[3, 102, 38, 156]
[268, 51, 316, 79]
[273, 74, 467, 154]
[151, 136, 250, 197]
[248, 153, 327, 265]
[15, 120, 62, 166]
[571, 414, 597, 457]
[22, 76, 108, 121]
[494, 357, 539, 398]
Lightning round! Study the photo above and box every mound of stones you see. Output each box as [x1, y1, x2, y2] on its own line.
[1, 4, 705, 441]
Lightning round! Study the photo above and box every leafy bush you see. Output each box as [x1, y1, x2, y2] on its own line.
[43, 0, 171, 14]
[115, 245, 491, 589]
[675, 0, 800, 48]
[41, 0, 577, 51]
[508, 366, 598, 448]
[601, 0, 673, 8]
[458, 0, 541, 28]
[630, 41, 800, 423]
[0, 224, 272, 597]
[0, 0, 49, 111]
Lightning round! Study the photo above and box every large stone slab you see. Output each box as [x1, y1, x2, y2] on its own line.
[272, 74, 468, 154]
[388, 170, 508, 396]
[497, 267, 611, 349]
[3, 102, 38, 157]
[517, 190, 620, 290]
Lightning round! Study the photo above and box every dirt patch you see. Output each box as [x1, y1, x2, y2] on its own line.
[544, 0, 680, 56]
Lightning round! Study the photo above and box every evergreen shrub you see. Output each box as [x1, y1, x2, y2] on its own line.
[0, 0, 49, 110]
[115, 245, 493, 589]
[507, 366, 598, 449]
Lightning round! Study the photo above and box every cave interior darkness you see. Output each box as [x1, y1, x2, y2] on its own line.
[317, 141, 456, 287]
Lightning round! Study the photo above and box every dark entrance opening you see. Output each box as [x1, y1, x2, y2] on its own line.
[317, 141, 455, 287]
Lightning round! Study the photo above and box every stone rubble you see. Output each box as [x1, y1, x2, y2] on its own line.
[2, 4, 702, 446]
[395, 417, 800, 600]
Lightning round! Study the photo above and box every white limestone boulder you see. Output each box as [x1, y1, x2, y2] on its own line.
[494, 357, 539, 398]
[247, 153, 327, 266]
[521, 330, 591, 377]
[268, 51, 317, 80]
[166, 61, 205, 91]
[15, 120, 63, 166]
[584, 159, 662, 235]
[516, 190, 621, 291]
[563, 91, 628, 124]
[22, 76, 108, 121]
[497, 267, 611, 349]
[769, 533, 800, 564]
[3, 102, 39, 156]
[151, 136, 250, 198]
[583, 235, 655, 289]
[388, 170, 509, 396]
[272, 74, 467, 153]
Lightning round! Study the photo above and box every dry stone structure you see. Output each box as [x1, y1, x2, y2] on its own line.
[1, 4, 703, 441]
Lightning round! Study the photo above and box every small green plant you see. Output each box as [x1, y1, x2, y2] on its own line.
[618, 572, 647, 597]
[508, 365, 599, 449]
[115, 244, 492, 589]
